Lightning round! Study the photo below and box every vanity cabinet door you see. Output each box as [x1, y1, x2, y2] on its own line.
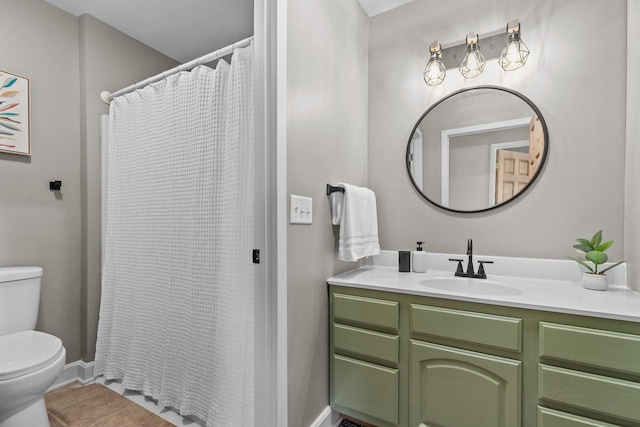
[410, 340, 521, 427]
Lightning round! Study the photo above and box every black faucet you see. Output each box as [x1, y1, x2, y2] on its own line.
[466, 238, 474, 276]
[449, 239, 493, 279]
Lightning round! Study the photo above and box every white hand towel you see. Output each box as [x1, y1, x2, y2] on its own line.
[337, 183, 381, 262]
[330, 191, 344, 225]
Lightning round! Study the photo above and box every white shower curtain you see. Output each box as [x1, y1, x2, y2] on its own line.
[95, 43, 254, 426]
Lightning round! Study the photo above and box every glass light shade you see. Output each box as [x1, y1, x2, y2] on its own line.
[459, 45, 486, 79]
[499, 35, 530, 71]
[423, 53, 446, 86]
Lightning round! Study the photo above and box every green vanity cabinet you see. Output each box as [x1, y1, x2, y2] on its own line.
[329, 284, 640, 427]
[330, 289, 523, 427]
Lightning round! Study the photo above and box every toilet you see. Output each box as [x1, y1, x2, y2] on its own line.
[0, 267, 66, 427]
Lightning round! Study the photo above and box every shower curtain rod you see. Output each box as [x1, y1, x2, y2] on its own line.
[100, 35, 254, 104]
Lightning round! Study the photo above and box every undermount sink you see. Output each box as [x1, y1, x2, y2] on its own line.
[419, 277, 524, 296]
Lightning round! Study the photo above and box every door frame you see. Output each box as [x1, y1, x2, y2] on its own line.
[255, 0, 288, 425]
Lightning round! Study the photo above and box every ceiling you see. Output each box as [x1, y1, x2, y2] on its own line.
[358, 0, 416, 17]
[43, 0, 413, 64]
[43, 0, 254, 63]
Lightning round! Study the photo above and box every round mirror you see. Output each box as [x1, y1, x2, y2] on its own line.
[406, 86, 548, 213]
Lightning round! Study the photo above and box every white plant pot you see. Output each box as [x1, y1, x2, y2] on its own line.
[581, 272, 608, 291]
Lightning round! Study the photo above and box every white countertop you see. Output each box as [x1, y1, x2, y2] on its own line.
[328, 251, 640, 323]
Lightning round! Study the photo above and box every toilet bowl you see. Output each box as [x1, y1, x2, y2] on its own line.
[0, 332, 66, 427]
[0, 267, 66, 427]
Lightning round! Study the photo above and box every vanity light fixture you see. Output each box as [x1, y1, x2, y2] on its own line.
[424, 19, 530, 86]
[498, 19, 530, 71]
[423, 40, 446, 86]
[459, 33, 486, 78]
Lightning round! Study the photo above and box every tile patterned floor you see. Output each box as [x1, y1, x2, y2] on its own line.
[45, 383, 174, 427]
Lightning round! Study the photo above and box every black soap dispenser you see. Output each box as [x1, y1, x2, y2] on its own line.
[412, 241, 427, 273]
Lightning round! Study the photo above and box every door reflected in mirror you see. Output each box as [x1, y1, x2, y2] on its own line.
[407, 86, 548, 213]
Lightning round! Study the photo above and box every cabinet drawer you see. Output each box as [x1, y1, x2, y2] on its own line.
[537, 406, 619, 427]
[410, 304, 522, 352]
[538, 364, 640, 423]
[333, 293, 399, 332]
[333, 323, 399, 365]
[332, 354, 399, 426]
[540, 322, 640, 376]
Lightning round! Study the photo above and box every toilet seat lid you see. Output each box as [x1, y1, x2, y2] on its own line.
[0, 331, 63, 380]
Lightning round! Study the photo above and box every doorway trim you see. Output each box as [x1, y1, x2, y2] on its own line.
[255, 0, 287, 425]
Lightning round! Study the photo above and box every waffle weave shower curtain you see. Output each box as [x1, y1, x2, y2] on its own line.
[95, 43, 254, 426]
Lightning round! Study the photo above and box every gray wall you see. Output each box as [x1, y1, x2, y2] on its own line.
[0, 0, 179, 362]
[78, 14, 178, 361]
[369, 0, 627, 260]
[0, 0, 83, 360]
[625, 0, 640, 290]
[286, 0, 369, 425]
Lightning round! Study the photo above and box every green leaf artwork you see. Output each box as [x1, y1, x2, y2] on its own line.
[0, 69, 29, 155]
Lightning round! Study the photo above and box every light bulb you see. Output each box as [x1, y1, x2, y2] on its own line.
[499, 20, 530, 71]
[459, 33, 486, 79]
[424, 55, 446, 86]
[423, 41, 446, 86]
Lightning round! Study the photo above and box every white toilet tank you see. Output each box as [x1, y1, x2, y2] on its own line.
[0, 267, 44, 336]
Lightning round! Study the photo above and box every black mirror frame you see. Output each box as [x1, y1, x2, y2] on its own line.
[406, 85, 549, 213]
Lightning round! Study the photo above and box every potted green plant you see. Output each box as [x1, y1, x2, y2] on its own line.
[569, 230, 624, 291]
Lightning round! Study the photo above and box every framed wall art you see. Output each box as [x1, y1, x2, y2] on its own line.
[0, 70, 30, 156]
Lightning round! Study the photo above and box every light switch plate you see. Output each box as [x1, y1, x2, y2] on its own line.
[290, 195, 312, 224]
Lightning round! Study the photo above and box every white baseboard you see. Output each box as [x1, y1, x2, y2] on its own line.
[310, 406, 342, 427]
[47, 360, 96, 392]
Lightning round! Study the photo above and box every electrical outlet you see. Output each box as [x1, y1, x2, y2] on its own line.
[290, 195, 312, 224]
